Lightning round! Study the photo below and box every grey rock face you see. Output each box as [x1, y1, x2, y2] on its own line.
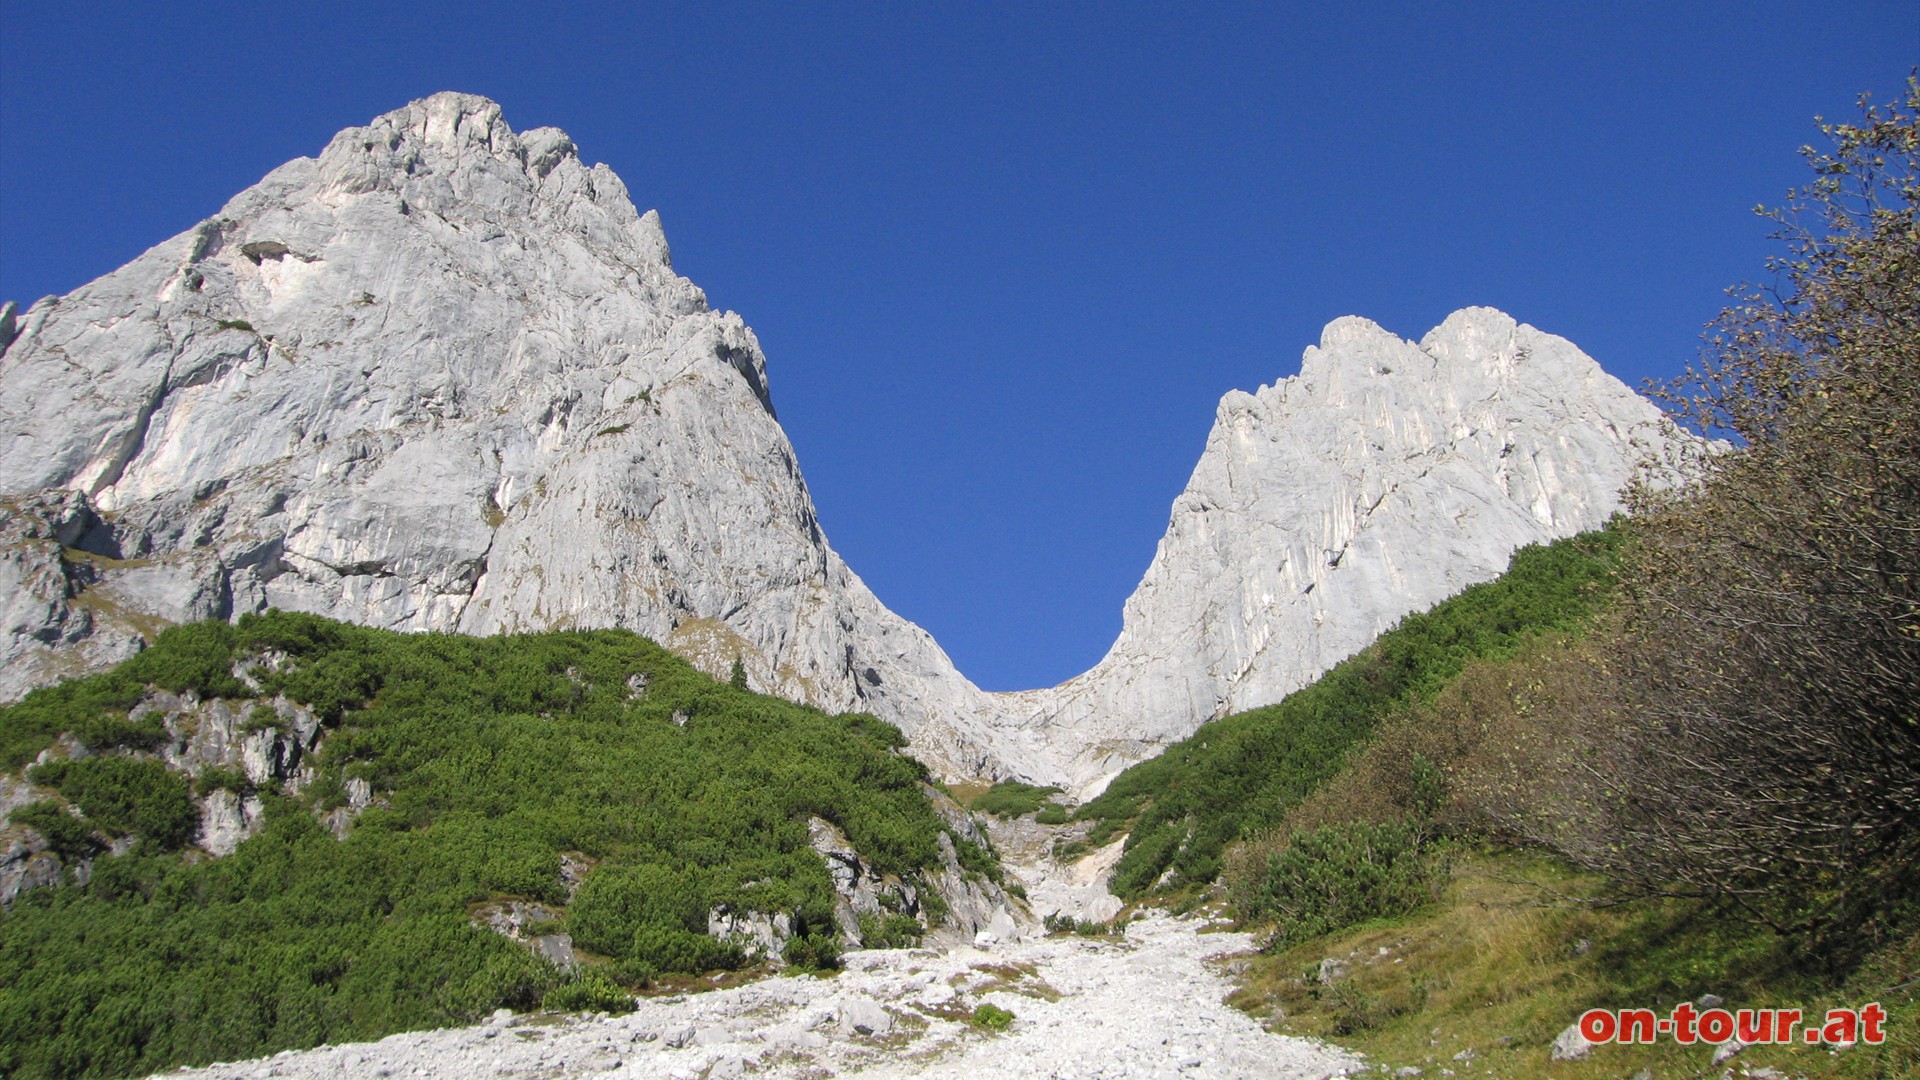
[979, 309, 1682, 794]
[0, 92, 1010, 777]
[805, 807, 1020, 949]
[0, 833, 62, 906]
[0, 92, 1679, 798]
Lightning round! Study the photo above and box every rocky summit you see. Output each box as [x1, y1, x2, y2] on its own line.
[0, 92, 1013, 778]
[984, 307, 1680, 793]
[0, 93, 1678, 790]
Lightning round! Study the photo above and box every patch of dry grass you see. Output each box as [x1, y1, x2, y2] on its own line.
[950, 961, 1063, 1002]
[1228, 849, 1918, 1079]
[943, 779, 996, 808]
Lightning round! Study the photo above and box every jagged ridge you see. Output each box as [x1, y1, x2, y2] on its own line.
[0, 93, 1682, 792]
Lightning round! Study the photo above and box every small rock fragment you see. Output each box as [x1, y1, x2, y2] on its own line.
[1549, 1022, 1592, 1061]
[837, 996, 894, 1038]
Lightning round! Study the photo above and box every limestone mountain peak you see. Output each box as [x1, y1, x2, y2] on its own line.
[1, 94, 1682, 792]
[0, 95, 964, 766]
[985, 308, 1682, 794]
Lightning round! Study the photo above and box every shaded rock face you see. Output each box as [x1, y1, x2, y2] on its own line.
[199, 788, 266, 857]
[0, 92, 1011, 778]
[805, 805, 1023, 949]
[979, 309, 1683, 794]
[1, 91, 1678, 795]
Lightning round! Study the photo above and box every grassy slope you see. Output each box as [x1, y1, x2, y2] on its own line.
[1076, 527, 1622, 897]
[1228, 849, 1918, 1079]
[0, 612, 969, 1078]
[1176, 527, 1919, 1077]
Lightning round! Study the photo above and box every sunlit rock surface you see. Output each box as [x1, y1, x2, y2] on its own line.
[0, 92, 1012, 777]
[0, 93, 1677, 792]
[981, 308, 1680, 794]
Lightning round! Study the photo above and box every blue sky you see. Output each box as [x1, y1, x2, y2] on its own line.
[3, 3, 1914, 690]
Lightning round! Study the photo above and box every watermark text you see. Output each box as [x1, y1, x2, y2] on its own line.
[1576, 1003, 1887, 1047]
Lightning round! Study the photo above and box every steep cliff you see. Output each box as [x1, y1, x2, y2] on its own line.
[984, 309, 1679, 793]
[0, 92, 1007, 776]
[0, 93, 1679, 792]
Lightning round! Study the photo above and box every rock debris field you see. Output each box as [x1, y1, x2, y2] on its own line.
[158, 912, 1363, 1079]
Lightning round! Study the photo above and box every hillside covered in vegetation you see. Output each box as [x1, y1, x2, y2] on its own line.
[0, 613, 986, 1078]
[1070, 526, 1623, 898]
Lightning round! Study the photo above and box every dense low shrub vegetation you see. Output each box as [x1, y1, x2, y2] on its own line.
[1075, 528, 1622, 898]
[857, 910, 927, 949]
[0, 611, 969, 1078]
[969, 779, 1064, 819]
[1577, 81, 1920, 962]
[26, 756, 200, 851]
[969, 1002, 1016, 1031]
[1235, 820, 1443, 951]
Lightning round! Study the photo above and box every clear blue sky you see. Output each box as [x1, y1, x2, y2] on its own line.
[3, 3, 1913, 690]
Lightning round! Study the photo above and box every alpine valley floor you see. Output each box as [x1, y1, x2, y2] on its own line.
[152, 911, 1362, 1080]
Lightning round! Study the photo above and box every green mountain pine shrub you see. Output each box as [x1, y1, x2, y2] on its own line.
[0, 611, 975, 1078]
[1076, 527, 1622, 899]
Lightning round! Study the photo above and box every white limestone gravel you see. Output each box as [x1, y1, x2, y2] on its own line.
[155, 912, 1363, 1079]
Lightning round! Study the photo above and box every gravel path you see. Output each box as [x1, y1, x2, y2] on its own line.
[157, 913, 1362, 1079]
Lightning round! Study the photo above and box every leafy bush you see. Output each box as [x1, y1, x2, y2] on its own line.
[627, 925, 746, 973]
[567, 862, 708, 955]
[27, 756, 198, 851]
[1077, 529, 1621, 898]
[970, 780, 1062, 819]
[1582, 82, 1920, 962]
[1255, 635, 1601, 845]
[969, 1002, 1016, 1031]
[952, 833, 1002, 883]
[194, 766, 253, 797]
[120, 620, 251, 699]
[73, 713, 168, 754]
[1236, 820, 1442, 951]
[782, 932, 842, 971]
[239, 705, 284, 734]
[857, 911, 924, 949]
[9, 800, 100, 862]
[541, 970, 634, 1013]
[608, 957, 658, 988]
[1032, 804, 1070, 825]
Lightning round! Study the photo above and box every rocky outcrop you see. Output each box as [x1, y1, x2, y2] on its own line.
[807, 814, 913, 943]
[1, 682, 326, 894]
[806, 802, 1023, 950]
[0, 830, 63, 905]
[198, 788, 265, 857]
[978, 309, 1682, 793]
[0, 491, 147, 694]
